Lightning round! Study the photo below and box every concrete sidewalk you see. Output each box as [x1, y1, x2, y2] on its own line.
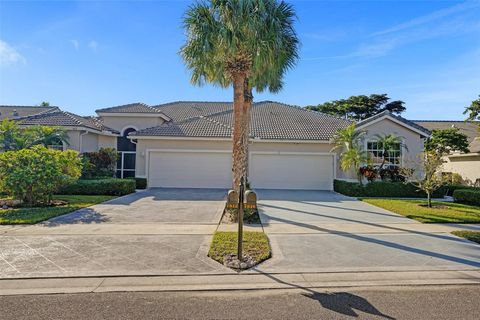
[1, 269, 480, 296]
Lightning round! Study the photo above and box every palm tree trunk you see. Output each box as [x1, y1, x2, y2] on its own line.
[232, 74, 248, 194]
[242, 79, 253, 185]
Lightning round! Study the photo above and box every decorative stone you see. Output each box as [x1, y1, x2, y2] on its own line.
[223, 254, 257, 270]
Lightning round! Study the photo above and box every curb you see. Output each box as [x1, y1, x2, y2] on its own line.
[1, 269, 479, 296]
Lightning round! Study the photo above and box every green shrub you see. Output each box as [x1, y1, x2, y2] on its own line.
[443, 184, 479, 196]
[453, 189, 480, 206]
[58, 178, 135, 196]
[133, 177, 147, 189]
[334, 179, 445, 198]
[81, 148, 118, 179]
[0, 146, 82, 206]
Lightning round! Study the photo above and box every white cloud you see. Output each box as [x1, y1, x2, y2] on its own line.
[70, 39, 79, 50]
[0, 40, 26, 67]
[370, 1, 480, 37]
[88, 40, 98, 52]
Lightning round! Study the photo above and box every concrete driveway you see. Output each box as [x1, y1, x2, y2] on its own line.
[46, 188, 227, 225]
[0, 188, 231, 279]
[254, 190, 480, 273]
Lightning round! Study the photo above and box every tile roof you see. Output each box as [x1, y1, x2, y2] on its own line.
[414, 120, 480, 153]
[356, 110, 431, 136]
[0, 105, 59, 120]
[96, 102, 168, 115]
[16, 110, 118, 134]
[132, 101, 352, 141]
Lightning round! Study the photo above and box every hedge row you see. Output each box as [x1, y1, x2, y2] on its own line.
[453, 189, 480, 206]
[133, 177, 147, 189]
[58, 178, 136, 196]
[442, 184, 479, 196]
[333, 180, 445, 198]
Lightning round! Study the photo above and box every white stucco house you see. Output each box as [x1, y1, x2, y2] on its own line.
[1, 101, 432, 190]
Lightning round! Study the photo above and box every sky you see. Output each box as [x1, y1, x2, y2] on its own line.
[0, 0, 479, 120]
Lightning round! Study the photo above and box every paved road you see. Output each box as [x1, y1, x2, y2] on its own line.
[255, 190, 480, 273]
[2, 285, 479, 319]
[0, 189, 231, 278]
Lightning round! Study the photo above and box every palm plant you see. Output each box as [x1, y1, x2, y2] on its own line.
[373, 133, 408, 170]
[180, 0, 299, 190]
[0, 119, 20, 151]
[29, 126, 69, 149]
[332, 124, 367, 184]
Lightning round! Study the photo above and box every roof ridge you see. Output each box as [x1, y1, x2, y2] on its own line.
[14, 109, 64, 122]
[413, 120, 480, 123]
[62, 111, 86, 126]
[199, 115, 234, 132]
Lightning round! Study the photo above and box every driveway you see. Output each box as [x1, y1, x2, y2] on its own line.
[0, 188, 231, 279]
[46, 188, 227, 225]
[254, 190, 480, 273]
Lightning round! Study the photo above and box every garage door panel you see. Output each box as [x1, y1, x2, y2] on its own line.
[148, 151, 232, 188]
[250, 153, 333, 190]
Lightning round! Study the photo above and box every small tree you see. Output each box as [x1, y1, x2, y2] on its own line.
[425, 128, 469, 154]
[373, 133, 408, 171]
[332, 124, 367, 184]
[0, 146, 82, 206]
[401, 151, 445, 208]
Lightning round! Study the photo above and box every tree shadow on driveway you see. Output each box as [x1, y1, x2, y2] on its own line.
[42, 208, 111, 226]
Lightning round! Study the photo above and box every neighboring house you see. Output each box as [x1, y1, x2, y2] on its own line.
[414, 120, 480, 184]
[1, 102, 431, 190]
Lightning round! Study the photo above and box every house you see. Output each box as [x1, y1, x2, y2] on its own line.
[1, 102, 431, 190]
[414, 120, 480, 184]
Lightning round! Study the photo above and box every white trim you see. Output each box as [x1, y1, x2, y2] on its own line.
[121, 126, 138, 136]
[97, 112, 171, 121]
[356, 114, 430, 137]
[145, 149, 231, 186]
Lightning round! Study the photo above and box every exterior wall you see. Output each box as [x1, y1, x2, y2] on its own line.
[359, 118, 426, 168]
[100, 115, 165, 133]
[65, 130, 114, 153]
[442, 155, 480, 184]
[134, 138, 339, 178]
[98, 135, 117, 149]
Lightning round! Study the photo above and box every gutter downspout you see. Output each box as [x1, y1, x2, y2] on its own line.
[79, 131, 88, 153]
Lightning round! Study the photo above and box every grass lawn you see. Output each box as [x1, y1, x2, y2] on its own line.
[0, 195, 115, 224]
[451, 231, 480, 244]
[361, 198, 480, 223]
[208, 231, 271, 265]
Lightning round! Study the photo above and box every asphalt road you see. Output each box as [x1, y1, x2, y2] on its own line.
[1, 285, 479, 320]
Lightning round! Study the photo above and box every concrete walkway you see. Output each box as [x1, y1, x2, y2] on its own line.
[254, 190, 480, 274]
[0, 189, 232, 279]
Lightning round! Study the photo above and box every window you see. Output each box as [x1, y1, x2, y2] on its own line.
[367, 141, 401, 168]
[47, 137, 64, 151]
[116, 127, 136, 178]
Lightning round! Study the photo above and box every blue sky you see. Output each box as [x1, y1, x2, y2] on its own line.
[0, 0, 479, 120]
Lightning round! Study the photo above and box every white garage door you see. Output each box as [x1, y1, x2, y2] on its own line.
[148, 150, 232, 188]
[249, 152, 334, 190]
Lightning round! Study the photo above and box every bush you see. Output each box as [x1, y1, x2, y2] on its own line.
[0, 146, 82, 206]
[81, 148, 118, 179]
[443, 184, 479, 196]
[453, 189, 480, 206]
[58, 178, 135, 196]
[133, 177, 147, 189]
[334, 179, 445, 198]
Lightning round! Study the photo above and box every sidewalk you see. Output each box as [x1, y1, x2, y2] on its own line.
[2, 269, 480, 296]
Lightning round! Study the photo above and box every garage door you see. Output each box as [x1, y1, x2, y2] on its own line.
[148, 150, 232, 188]
[249, 152, 334, 190]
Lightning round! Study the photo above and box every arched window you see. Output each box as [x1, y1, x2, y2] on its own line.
[116, 127, 136, 178]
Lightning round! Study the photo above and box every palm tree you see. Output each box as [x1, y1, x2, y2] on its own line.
[180, 0, 299, 191]
[0, 119, 20, 151]
[29, 126, 69, 149]
[373, 133, 408, 170]
[331, 124, 367, 184]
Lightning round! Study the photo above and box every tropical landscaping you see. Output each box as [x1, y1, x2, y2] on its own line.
[0, 119, 135, 224]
